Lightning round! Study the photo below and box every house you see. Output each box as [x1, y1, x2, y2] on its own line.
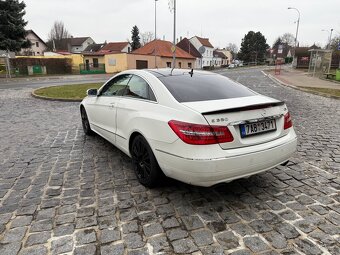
[59, 37, 95, 53]
[100, 42, 132, 53]
[215, 49, 232, 65]
[82, 43, 106, 53]
[176, 37, 202, 69]
[19, 30, 47, 56]
[132, 39, 196, 69]
[189, 36, 214, 67]
[213, 51, 228, 66]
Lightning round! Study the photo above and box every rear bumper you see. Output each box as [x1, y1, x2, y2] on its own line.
[154, 134, 297, 187]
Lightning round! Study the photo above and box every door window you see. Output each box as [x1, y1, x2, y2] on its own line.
[100, 74, 131, 96]
[123, 75, 156, 101]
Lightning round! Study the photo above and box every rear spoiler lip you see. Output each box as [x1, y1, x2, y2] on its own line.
[201, 101, 285, 115]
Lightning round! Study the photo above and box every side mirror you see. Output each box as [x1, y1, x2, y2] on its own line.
[87, 88, 98, 96]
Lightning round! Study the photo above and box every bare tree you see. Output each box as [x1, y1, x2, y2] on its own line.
[226, 43, 238, 59]
[140, 31, 154, 46]
[47, 21, 72, 51]
[280, 33, 295, 47]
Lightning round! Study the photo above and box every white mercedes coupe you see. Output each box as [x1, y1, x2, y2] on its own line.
[80, 69, 297, 187]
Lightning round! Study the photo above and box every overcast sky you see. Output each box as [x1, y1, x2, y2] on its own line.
[24, 0, 340, 49]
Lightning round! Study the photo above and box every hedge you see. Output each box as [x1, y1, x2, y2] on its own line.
[10, 58, 72, 75]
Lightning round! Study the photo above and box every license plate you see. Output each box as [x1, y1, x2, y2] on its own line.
[240, 119, 276, 137]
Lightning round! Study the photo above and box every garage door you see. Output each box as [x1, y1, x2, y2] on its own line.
[136, 60, 148, 69]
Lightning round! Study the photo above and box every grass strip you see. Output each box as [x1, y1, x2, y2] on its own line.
[34, 83, 103, 100]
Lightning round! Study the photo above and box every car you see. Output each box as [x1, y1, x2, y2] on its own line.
[80, 69, 297, 187]
[228, 63, 235, 68]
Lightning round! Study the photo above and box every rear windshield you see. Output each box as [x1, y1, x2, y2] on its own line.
[158, 73, 255, 102]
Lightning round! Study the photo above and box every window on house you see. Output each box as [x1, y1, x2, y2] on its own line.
[178, 62, 182, 68]
[37, 52, 40, 55]
[188, 63, 192, 68]
[166, 62, 171, 68]
[128, 47, 131, 53]
[93, 58, 99, 68]
[36, 42, 39, 47]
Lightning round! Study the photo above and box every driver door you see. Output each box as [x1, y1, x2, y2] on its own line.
[86, 74, 131, 144]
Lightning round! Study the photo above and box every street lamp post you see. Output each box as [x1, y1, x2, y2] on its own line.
[322, 29, 334, 49]
[288, 7, 300, 66]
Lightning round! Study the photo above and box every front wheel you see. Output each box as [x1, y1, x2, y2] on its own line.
[131, 135, 161, 188]
[80, 107, 94, 136]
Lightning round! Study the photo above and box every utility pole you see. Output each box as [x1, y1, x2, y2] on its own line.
[172, 0, 176, 70]
[154, 0, 158, 68]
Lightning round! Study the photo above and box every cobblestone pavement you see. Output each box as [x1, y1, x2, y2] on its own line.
[0, 68, 339, 255]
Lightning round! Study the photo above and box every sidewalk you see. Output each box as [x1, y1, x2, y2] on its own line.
[265, 66, 340, 90]
[0, 73, 113, 84]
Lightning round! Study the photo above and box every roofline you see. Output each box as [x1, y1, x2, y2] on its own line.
[26, 30, 47, 47]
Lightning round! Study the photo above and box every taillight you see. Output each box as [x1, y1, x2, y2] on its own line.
[284, 112, 293, 129]
[168, 120, 234, 145]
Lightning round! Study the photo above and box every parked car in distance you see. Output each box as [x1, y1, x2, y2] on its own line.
[80, 69, 297, 187]
[228, 63, 235, 68]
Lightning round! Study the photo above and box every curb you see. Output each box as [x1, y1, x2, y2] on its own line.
[262, 71, 340, 100]
[31, 89, 82, 102]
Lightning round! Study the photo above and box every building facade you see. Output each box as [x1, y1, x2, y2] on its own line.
[19, 30, 47, 56]
[189, 36, 214, 67]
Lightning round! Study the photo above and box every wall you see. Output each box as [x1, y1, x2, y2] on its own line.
[104, 53, 128, 73]
[127, 54, 159, 69]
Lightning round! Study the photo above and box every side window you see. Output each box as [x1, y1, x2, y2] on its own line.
[100, 74, 131, 96]
[123, 75, 156, 101]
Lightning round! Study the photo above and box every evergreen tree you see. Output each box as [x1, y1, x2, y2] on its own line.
[0, 0, 31, 51]
[238, 31, 269, 63]
[131, 25, 141, 50]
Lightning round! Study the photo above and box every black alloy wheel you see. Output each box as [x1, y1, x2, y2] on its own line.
[80, 107, 94, 135]
[131, 135, 161, 187]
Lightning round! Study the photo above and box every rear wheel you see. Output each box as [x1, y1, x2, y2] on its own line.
[131, 135, 161, 188]
[80, 107, 94, 136]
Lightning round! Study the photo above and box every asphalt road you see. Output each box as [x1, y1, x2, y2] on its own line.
[0, 68, 339, 255]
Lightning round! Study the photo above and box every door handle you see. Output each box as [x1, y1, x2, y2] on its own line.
[109, 103, 115, 108]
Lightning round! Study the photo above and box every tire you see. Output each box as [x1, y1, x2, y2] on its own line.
[80, 107, 94, 136]
[131, 135, 161, 188]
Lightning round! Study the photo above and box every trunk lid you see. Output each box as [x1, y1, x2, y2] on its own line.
[182, 95, 289, 149]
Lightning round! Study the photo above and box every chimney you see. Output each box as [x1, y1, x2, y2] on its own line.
[180, 36, 182, 41]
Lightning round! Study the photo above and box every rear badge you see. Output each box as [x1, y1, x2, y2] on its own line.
[211, 117, 228, 124]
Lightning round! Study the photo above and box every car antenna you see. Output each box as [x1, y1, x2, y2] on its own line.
[189, 68, 194, 77]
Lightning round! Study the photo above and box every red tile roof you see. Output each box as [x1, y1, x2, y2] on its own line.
[132, 40, 195, 59]
[195, 36, 214, 48]
[176, 38, 202, 58]
[101, 42, 130, 52]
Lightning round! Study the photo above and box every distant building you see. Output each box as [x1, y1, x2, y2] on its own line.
[189, 36, 214, 67]
[213, 50, 228, 66]
[132, 39, 195, 69]
[100, 42, 132, 53]
[176, 37, 202, 69]
[215, 49, 232, 65]
[59, 37, 95, 53]
[19, 30, 47, 56]
[82, 43, 106, 53]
